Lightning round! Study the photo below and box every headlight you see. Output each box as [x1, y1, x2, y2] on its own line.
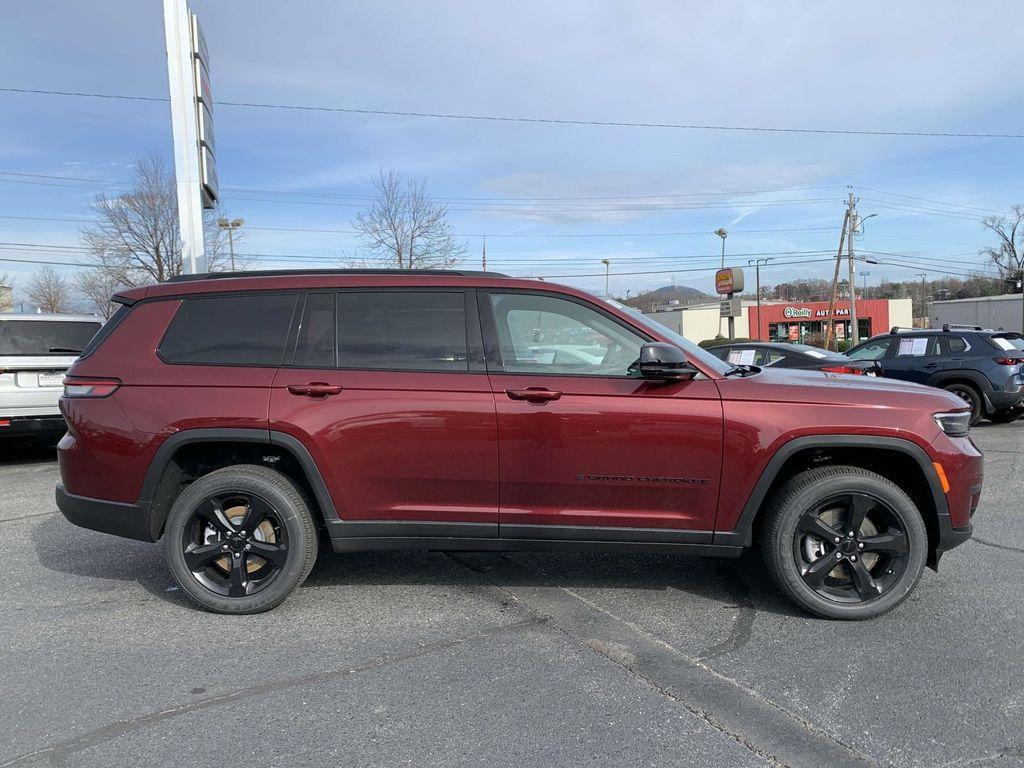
[934, 411, 971, 437]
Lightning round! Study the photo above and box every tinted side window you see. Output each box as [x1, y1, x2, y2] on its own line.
[947, 336, 971, 354]
[337, 291, 468, 372]
[487, 292, 646, 376]
[160, 293, 297, 366]
[293, 293, 336, 368]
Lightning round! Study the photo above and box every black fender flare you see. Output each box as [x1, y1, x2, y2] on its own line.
[713, 435, 949, 547]
[138, 428, 338, 539]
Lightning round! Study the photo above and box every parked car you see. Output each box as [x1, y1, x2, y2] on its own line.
[706, 341, 879, 375]
[846, 325, 1024, 425]
[0, 313, 103, 441]
[56, 270, 980, 620]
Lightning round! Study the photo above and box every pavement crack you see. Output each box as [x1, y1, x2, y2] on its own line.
[0, 511, 58, 524]
[0, 617, 544, 768]
[971, 536, 1024, 554]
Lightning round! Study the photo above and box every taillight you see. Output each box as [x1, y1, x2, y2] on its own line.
[994, 357, 1023, 366]
[821, 365, 864, 375]
[62, 377, 120, 398]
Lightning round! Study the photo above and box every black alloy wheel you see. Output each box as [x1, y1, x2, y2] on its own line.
[944, 383, 982, 426]
[762, 466, 927, 620]
[793, 493, 908, 604]
[164, 465, 318, 614]
[182, 492, 289, 598]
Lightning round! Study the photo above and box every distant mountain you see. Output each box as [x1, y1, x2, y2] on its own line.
[624, 284, 713, 311]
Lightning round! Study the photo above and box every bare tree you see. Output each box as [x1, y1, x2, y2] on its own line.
[351, 170, 466, 269]
[0, 273, 12, 312]
[81, 153, 247, 286]
[75, 269, 125, 319]
[981, 205, 1024, 293]
[27, 267, 74, 314]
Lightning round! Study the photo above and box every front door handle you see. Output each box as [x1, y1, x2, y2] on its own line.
[505, 387, 562, 403]
[924, 362, 939, 369]
[287, 382, 343, 398]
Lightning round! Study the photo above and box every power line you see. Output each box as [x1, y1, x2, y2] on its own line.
[3, 86, 1023, 139]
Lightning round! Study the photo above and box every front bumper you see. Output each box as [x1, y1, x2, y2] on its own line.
[55, 485, 157, 542]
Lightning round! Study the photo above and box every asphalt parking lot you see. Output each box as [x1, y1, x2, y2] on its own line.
[1, 426, 1022, 768]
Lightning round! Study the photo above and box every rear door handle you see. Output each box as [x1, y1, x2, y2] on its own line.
[924, 362, 939, 369]
[505, 388, 562, 403]
[287, 382, 343, 398]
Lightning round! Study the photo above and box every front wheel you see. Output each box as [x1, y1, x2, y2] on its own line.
[761, 466, 927, 620]
[164, 465, 318, 614]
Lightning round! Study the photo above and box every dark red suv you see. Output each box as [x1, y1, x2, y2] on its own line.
[56, 270, 982, 618]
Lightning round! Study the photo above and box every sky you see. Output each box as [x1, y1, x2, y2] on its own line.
[1, 0, 1022, 302]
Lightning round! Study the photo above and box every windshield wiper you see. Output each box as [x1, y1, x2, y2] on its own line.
[723, 364, 761, 377]
[49, 346, 82, 354]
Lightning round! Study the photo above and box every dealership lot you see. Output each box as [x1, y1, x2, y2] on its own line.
[1, 425, 1022, 768]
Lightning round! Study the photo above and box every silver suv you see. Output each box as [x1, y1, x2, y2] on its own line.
[0, 314, 102, 440]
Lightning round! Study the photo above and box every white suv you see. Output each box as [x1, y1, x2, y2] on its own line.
[0, 314, 103, 440]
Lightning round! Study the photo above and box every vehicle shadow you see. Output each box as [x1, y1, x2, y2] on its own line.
[32, 514, 801, 618]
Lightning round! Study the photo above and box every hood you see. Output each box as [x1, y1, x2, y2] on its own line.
[716, 366, 966, 411]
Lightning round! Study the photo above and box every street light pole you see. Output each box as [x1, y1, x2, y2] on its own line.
[217, 217, 244, 271]
[916, 273, 928, 327]
[601, 259, 610, 296]
[715, 228, 728, 269]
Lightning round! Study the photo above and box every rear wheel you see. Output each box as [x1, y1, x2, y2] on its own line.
[761, 466, 927, 620]
[164, 465, 318, 614]
[943, 383, 983, 425]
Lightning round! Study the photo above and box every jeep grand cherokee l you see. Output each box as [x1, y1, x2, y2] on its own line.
[55, 270, 982, 619]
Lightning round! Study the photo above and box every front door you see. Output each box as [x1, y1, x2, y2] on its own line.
[270, 289, 498, 535]
[480, 290, 724, 538]
[881, 335, 942, 384]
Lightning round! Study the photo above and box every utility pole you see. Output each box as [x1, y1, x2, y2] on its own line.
[601, 259, 610, 296]
[482, 236, 487, 272]
[715, 228, 728, 268]
[916, 273, 928, 327]
[846, 189, 860, 346]
[748, 257, 773, 341]
[824, 209, 850, 351]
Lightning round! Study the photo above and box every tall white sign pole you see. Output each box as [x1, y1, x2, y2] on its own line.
[163, 0, 206, 274]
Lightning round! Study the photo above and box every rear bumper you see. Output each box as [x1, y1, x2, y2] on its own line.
[55, 484, 157, 542]
[985, 390, 1024, 412]
[0, 415, 66, 437]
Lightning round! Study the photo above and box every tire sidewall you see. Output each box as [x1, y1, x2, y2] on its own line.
[164, 468, 316, 614]
[769, 471, 927, 620]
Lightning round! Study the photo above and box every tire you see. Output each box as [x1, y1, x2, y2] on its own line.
[988, 407, 1022, 424]
[164, 465, 318, 614]
[943, 383, 983, 426]
[761, 466, 927, 620]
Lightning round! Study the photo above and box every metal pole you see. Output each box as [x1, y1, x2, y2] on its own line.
[847, 189, 860, 346]
[163, 0, 206, 274]
[227, 226, 235, 271]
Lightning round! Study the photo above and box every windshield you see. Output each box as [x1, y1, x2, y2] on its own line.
[603, 299, 734, 375]
[0, 320, 102, 356]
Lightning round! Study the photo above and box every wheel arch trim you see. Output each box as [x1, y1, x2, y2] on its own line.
[713, 434, 948, 547]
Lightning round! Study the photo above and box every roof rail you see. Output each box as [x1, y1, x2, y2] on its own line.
[888, 326, 918, 334]
[166, 268, 509, 283]
[942, 323, 984, 332]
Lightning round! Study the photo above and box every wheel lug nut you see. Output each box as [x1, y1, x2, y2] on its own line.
[847, 531, 855, 537]
[835, 552, 843, 559]
[851, 555, 858, 562]
[221, 545, 228, 551]
[858, 542, 864, 549]
[244, 544, 251, 550]
[834, 537, 841, 543]
[233, 552, 240, 559]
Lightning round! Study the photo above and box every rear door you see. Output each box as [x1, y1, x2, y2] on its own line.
[270, 288, 499, 536]
[481, 289, 724, 537]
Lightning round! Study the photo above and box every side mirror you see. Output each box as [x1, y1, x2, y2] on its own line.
[635, 342, 698, 382]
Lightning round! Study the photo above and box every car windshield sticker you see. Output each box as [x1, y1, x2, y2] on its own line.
[898, 337, 929, 356]
[728, 349, 756, 365]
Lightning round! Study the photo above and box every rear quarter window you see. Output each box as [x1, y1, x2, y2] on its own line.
[159, 293, 298, 366]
